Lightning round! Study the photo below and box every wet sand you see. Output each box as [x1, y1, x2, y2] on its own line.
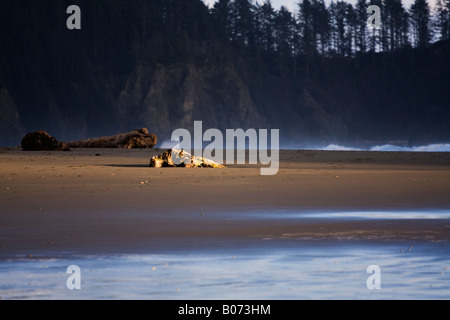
[1, 148, 450, 299]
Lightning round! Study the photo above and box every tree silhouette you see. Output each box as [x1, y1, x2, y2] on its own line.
[312, 0, 331, 56]
[298, 0, 316, 56]
[410, 0, 431, 48]
[212, 0, 233, 40]
[355, 0, 368, 53]
[381, 0, 409, 52]
[274, 6, 296, 57]
[435, 0, 450, 40]
[255, 0, 276, 52]
[231, 0, 255, 46]
[329, 1, 354, 56]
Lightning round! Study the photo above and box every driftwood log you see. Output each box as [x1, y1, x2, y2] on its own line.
[149, 148, 225, 168]
[67, 128, 157, 149]
[21, 131, 71, 151]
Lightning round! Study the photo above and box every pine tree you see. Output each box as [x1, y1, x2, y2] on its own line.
[355, 0, 368, 53]
[410, 0, 431, 48]
[212, 0, 233, 40]
[345, 2, 357, 56]
[274, 5, 296, 57]
[257, 0, 276, 52]
[311, 0, 331, 56]
[382, 0, 409, 51]
[329, 1, 353, 56]
[231, 0, 255, 46]
[435, 0, 450, 40]
[298, 0, 316, 56]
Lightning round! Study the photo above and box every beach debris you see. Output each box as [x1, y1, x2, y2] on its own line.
[21, 131, 71, 151]
[149, 148, 225, 168]
[401, 244, 414, 253]
[66, 128, 157, 149]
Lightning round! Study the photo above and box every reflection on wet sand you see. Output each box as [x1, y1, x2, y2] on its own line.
[1, 210, 450, 300]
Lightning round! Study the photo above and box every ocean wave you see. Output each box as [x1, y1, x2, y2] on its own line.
[320, 143, 450, 152]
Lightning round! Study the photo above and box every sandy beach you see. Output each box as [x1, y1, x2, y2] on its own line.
[1, 148, 450, 299]
[1, 147, 450, 255]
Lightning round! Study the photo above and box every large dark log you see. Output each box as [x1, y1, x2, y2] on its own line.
[66, 128, 157, 149]
[21, 131, 71, 151]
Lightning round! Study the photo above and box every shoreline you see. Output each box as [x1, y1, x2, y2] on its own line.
[1, 208, 450, 259]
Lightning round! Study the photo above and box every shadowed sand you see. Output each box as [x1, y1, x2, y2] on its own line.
[0, 148, 450, 257]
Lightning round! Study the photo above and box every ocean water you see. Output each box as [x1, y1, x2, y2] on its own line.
[1, 210, 450, 300]
[0, 242, 449, 300]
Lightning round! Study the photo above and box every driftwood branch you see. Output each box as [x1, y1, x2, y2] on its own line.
[149, 148, 225, 168]
[67, 128, 157, 149]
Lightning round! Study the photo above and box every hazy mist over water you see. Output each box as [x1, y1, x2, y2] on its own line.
[157, 138, 450, 152]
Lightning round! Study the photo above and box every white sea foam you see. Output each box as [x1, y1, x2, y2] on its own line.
[321, 144, 362, 151]
[318, 143, 450, 152]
